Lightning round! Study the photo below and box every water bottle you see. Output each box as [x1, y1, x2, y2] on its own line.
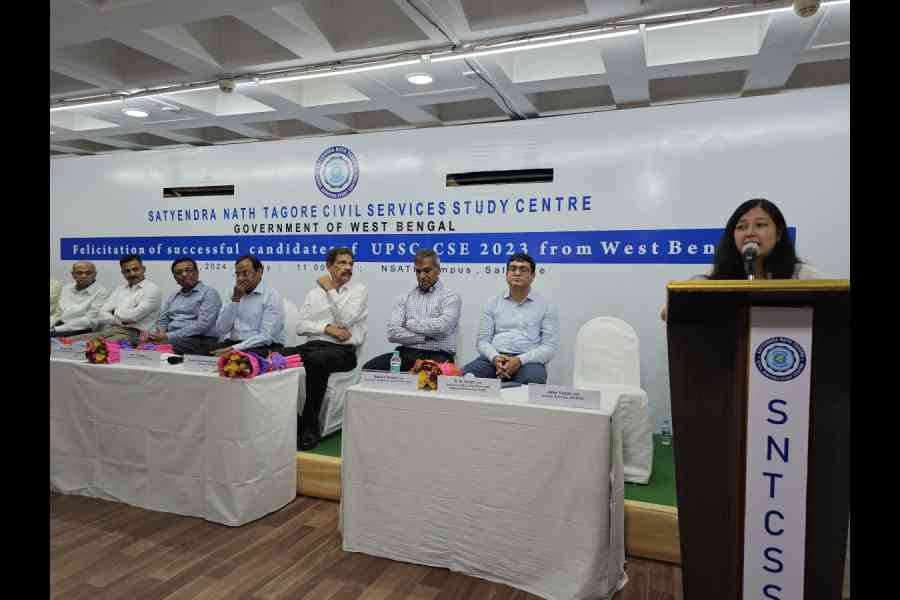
[661, 418, 672, 446]
[389, 350, 401, 373]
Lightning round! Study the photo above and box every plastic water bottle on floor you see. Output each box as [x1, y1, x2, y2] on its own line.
[390, 350, 401, 373]
[661, 419, 672, 446]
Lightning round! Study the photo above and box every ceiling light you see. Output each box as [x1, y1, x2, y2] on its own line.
[50, 98, 123, 112]
[431, 28, 639, 62]
[647, 0, 849, 31]
[160, 84, 221, 96]
[50, 130, 56, 135]
[122, 108, 149, 118]
[407, 73, 434, 85]
[160, 106, 181, 112]
[260, 59, 422, 85]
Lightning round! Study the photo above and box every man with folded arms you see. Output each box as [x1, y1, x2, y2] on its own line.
[462, 252, 559, 385]
[290, 247, 367, 450]
[147, 257, 222, 355]
[362, 248, 461, 371]
[50, 262, 110, 338]
[68, 254, 162, 342]
[210, 255, 285, 356]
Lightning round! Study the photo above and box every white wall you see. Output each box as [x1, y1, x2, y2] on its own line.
[50, 85, 850, 431]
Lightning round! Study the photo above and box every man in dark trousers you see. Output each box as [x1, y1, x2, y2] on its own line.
[290, 247, 368, 450]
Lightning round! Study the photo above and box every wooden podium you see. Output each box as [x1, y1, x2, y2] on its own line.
[666, 279, 850, 599]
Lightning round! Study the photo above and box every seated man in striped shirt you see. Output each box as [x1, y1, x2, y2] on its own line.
[362, 248, 462, 372]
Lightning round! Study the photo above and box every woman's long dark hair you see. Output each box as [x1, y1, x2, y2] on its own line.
[709, 199, 800, 279]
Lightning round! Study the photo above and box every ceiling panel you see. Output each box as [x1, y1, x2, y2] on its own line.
[49, 0, 851, 157]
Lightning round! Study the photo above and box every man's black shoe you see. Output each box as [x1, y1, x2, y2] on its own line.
[299, 431, 320, 451]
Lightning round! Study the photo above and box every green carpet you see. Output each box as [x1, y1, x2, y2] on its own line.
[624, 435, 677, 507]
[305, 431, 342, 457]
[304, 431, 678, 508]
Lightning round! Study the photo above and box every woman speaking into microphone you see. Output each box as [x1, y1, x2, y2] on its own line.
[660, 198, 822, 321]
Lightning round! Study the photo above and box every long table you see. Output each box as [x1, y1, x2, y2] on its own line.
[502, 383, 654, 484]
[50, 357, 302, 526]
[340, 385, 627, 600]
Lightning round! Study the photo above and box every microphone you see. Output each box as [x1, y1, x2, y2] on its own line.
[741, 241, 759, 279]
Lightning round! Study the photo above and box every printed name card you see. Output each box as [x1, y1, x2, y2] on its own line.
[51, 342, 87, 361]
[360, 371, 419, 390]
[439, 376, 502, 399]
[119, 350, 162, 367]
[527, 384, 606, 411]
[183, 354, 221, 373]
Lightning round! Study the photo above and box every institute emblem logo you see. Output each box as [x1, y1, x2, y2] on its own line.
[754, 336, 807, 381]
[315, 146, 359, 199]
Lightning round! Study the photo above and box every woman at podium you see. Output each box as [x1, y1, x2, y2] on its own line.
[660, 199, 822, 321]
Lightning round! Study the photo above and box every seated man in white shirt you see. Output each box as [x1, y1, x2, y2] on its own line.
[50, 276, 62, 328]
[288, 247, 368, 451]
[208, 254, 285, 356]
[50, 261, 110, 338]
[67, 254, 162, 343]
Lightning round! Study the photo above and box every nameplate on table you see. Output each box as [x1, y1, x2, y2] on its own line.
[119, 350, 161, 367]
[183, 354, 220, 373]
[360, 371, 418, 390]
[527, 384, 605, 411]
[439, 376, 501, 399]
[51, 342, 87, 361]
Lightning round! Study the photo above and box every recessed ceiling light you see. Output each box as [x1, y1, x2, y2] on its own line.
[122, 108, 149, 118]
[160, 106, 181, 112]
[406, 73, 434, 85]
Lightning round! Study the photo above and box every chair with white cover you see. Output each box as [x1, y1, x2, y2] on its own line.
[318, 342, 365, 436]
[293, 328, 366, 438]
[282, 298, 300, 347]
[573, 316, 654, 484]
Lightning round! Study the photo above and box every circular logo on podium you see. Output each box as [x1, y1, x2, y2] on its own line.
[315, 146, 359, 199]
[755, 336, 807, 381]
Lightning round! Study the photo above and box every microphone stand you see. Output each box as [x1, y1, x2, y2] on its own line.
[743, 254, 756, 280]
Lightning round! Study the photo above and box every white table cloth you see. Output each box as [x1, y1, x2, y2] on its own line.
[502, 383, 654, 484]
[340, 385, 626, 600]
[50, 357, 302, 526]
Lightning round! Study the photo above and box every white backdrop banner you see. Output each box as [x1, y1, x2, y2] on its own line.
[50, 86, 850, 429]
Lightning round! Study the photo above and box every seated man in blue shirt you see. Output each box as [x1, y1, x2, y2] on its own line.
[148, 257, 222, 355]
[462, 253, 559, 384]
[210, 255, 285, 356]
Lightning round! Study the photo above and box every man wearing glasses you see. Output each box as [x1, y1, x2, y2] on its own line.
[209, 254, 285, 356]
[147, 257, 222, 355]
[361, 248, 461, 372]
[462, 252, 559, 385]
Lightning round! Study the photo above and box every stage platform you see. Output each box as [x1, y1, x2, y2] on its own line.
[295, 433, 681, 564]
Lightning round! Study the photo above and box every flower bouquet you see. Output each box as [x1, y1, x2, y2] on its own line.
[218, 350, 303, 379]
[410, 359, 461, 391]
[85, 338, 121, 364]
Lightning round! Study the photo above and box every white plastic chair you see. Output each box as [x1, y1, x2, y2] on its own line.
[573, 317, 653, 484]
[319, 343, 364, 436]
[282, 298, 300, 347]
[573, 317, 641, 387]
